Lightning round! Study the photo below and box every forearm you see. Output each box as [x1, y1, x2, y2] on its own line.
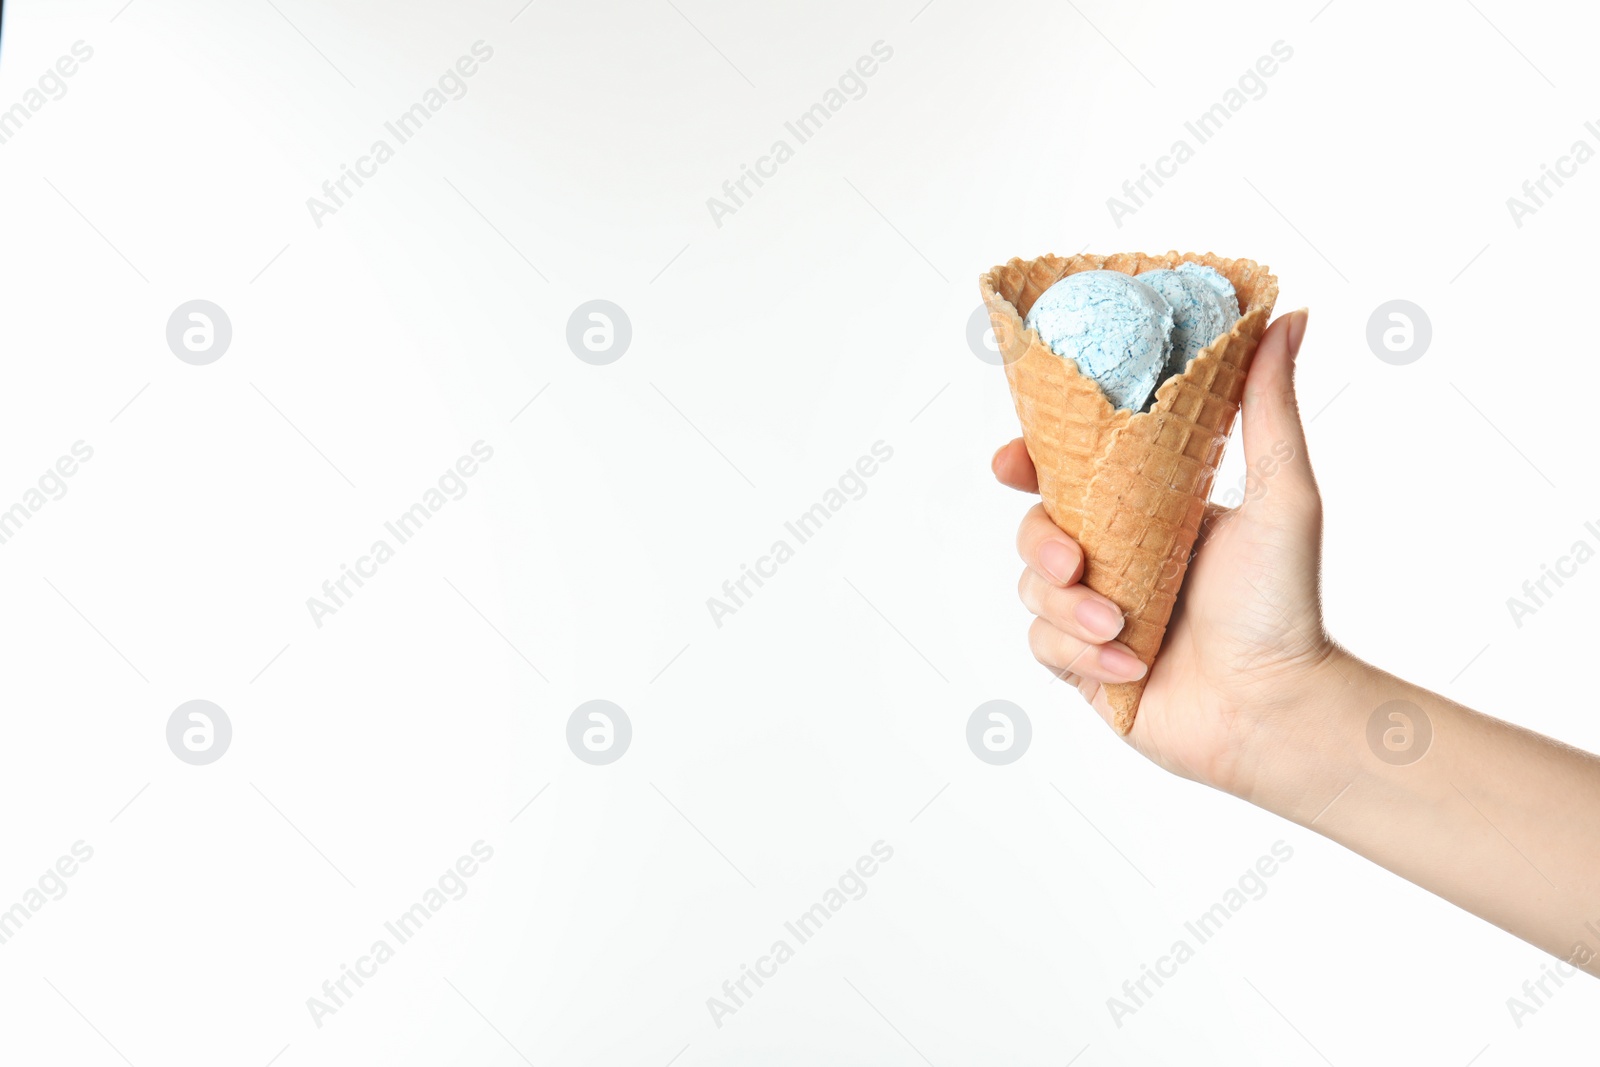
[1237, 649, 1600, 974]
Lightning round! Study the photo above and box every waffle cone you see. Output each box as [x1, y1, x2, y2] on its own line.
[981, 251, 1279, 733]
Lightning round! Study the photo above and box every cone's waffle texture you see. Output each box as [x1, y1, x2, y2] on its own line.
[981, 252, 1279, 733]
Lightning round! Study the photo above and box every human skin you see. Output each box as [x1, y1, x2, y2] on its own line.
[993, 309, 1600, 974]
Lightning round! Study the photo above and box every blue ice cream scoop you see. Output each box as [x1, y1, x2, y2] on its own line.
[1135, 263, 1240, 382]
[1024, 270, 1174, 412]
[1176, 262, 1240, 319]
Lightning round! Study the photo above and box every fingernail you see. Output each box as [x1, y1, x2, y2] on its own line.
[1099, 645, 1148, 681]
[1038, 540, 1078, 584]
[990, 443, 1007, 473]
[1074, 598, 1124, 640]
[1287, 308, 1309, 357]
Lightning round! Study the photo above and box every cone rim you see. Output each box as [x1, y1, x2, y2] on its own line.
[979, 250, 1280, 420]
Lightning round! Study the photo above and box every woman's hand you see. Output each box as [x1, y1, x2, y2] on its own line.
[994, 309, 1337, 798]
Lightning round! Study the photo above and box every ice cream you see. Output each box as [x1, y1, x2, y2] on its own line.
[1135, 263, 1240, 382]
[1023, 270, 1174, 412]
[1176, 262, 1240, 318]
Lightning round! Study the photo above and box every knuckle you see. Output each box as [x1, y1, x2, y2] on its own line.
[1016, 503, 1049, 555]
[1043, 584, 1089, 636]
[1026, 618, 1056, 665]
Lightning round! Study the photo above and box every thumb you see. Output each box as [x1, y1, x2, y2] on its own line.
[1238, 308, 1317, 514]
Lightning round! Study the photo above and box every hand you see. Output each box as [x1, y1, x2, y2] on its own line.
[994, 309, 1337, 797]
[998, 310, 1600, 970]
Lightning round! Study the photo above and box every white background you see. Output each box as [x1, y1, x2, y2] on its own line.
[0, 0, 1596, 1063]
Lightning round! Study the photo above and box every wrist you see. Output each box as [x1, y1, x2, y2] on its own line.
[1226, 644, 1378, 823]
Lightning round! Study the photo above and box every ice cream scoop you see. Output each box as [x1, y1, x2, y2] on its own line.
[1176, 262, 1240, 319]
[1024, 270, 1174, 412]
[1135, 263, 1240, 382]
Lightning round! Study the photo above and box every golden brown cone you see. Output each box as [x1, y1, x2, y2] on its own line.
[981, 251, 1279, 733]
